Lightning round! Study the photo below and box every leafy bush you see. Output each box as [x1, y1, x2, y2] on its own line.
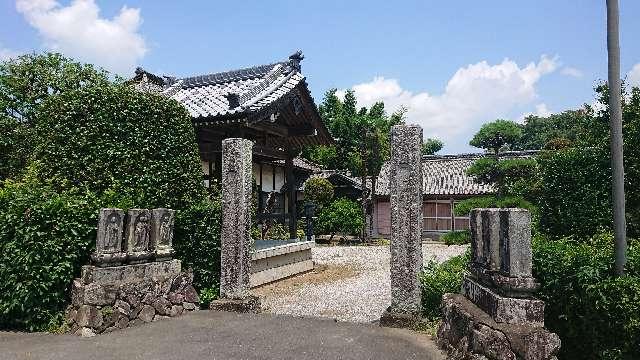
[173, 197, 222, 307]
[420, 251, 469, 319]
[441, 230, 470, 245]
[0, 183, 104, 330]
[315, 198, 363, 238]
[31, 83, 205, 209]
[533, 234, 640, 359]
[535, 148, 613, 238]
[0, 53, 111, 182]
[303, 177, 334, 208]
[0, 67, 216, 330]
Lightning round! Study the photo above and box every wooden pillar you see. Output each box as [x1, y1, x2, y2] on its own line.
[285, 156, 297, 239]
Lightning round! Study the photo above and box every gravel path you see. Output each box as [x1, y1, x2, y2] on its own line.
[255, 243, 468, 323]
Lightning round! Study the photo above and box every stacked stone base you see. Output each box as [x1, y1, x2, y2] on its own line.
[66, 259, 200, 336]
[438, 294, 560, 360]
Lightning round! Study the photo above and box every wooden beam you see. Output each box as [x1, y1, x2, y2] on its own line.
[253, 144, 288, 160]
[285, 156, 297, 239]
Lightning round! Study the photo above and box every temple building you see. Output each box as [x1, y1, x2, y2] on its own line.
[132, 51, 333, 239]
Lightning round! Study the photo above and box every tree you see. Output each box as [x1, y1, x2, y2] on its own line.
[470, 119, 522, 156]
[0, 53, 110, 182]
[515, 110, 588, 150]
[304, 89, 405, 241]
[456, 119, 535, 216]
[303, 177, 334, 209]
[422, 138, 444, 155]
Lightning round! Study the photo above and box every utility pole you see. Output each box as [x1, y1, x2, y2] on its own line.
[606, 0, 627, 276]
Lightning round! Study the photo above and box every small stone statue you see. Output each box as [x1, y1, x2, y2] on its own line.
[125, 209, 154, 263]
[92, 208, 127, 267]
[151, 208, 175, 261]
[133, 213, 151, 251]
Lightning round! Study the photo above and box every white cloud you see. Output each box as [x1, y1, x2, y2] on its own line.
[629, 63, 640, 87]
[338, 55, 559, 152]
[16, 0, 147, 74]
[518, 103, 552, 122]
[560, 66, 583, 78]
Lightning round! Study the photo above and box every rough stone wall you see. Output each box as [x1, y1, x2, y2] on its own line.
[219, 138, 254, 299]
[387, 125, 423, 318]
[66, 260, 199, 337]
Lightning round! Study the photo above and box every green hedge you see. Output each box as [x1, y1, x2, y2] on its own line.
[31, 83, 205, 209]
[420, 251, 469, 320]
[0, 183, 101, 331]
[0, 81, 219, 331]
[174, 197, 222, 307]
[533, 234, 640, 359]
[315, 197, 363, 237]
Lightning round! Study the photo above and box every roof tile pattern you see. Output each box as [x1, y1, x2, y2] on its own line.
[375, 152, 535, 196]
[163, 59, 304, 119]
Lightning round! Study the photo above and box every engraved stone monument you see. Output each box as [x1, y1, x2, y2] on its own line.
[91, 208, 127, 266]
[152, 208, 175, 261]
[209, 138, 260, 313]
[125, 209, 154, 263]
[380, 125, 423, 328]
[437, 208, 561, 359]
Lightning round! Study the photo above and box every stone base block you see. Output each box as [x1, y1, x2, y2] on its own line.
[209, 296, 261, 313]
[438, 293, 560, 360]
[66, 260, 199, 336]
[463, 276, 544, 326]
[379, 308, 421, 329]
[469, 264, 540, 298]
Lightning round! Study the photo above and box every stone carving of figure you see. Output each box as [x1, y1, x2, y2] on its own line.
[134, 214, 150, 251]
[105, 214, 120, 251]
[159, 214, 172, 246]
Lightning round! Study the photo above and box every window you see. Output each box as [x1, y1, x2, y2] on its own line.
[422, 200, 471, 232]
[423, 201, 452, 232]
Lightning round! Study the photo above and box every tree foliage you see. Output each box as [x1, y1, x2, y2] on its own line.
[470, 119, 522, 154]
[0, 53, 111, 182]
[305, 89, 405, 240]
[422, 138, 444, 155]
[316, 198, 364, 239]
[303, 177, 334, 209]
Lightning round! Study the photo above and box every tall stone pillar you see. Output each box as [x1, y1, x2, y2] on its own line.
[380, 125, 423, 328]
[210, 138, 260, 313]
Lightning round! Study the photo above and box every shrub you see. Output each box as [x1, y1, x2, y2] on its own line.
[0, 53, 111, 182]
[441, 230, 470, 245]
[173, 197, 222, 307]
[0, 74, 216, 330]
[303, 177, 334, 208]
[0, 183, 106, 330]
[532, 234, 640, 359]
[420, 251, 469, 319]
[32, 83, 206, 209]
[316, 198, 363, 238]
[535, 148, 613, 238]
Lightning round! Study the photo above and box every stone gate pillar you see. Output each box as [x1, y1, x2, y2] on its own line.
[210, 138, 260, 313]
[380, 124, 423, 327]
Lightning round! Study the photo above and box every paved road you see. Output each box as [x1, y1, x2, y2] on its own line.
[1, 310, 444, 360]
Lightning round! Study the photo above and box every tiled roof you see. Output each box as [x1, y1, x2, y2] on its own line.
[270, 157, 322, 173]
[375, 151, 537, 196]
[160, 51, 307, 120]
[308, 170, 362, 190]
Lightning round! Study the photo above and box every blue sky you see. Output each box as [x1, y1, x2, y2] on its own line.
[2, 1, 639, 152]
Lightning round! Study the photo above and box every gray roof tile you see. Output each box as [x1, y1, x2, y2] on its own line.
[375, 151, 536, 196]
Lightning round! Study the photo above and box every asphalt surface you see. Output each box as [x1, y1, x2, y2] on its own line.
[0, 310, 444, 360]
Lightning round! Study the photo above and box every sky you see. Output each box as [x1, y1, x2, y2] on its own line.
[2, 0, 639, 153]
